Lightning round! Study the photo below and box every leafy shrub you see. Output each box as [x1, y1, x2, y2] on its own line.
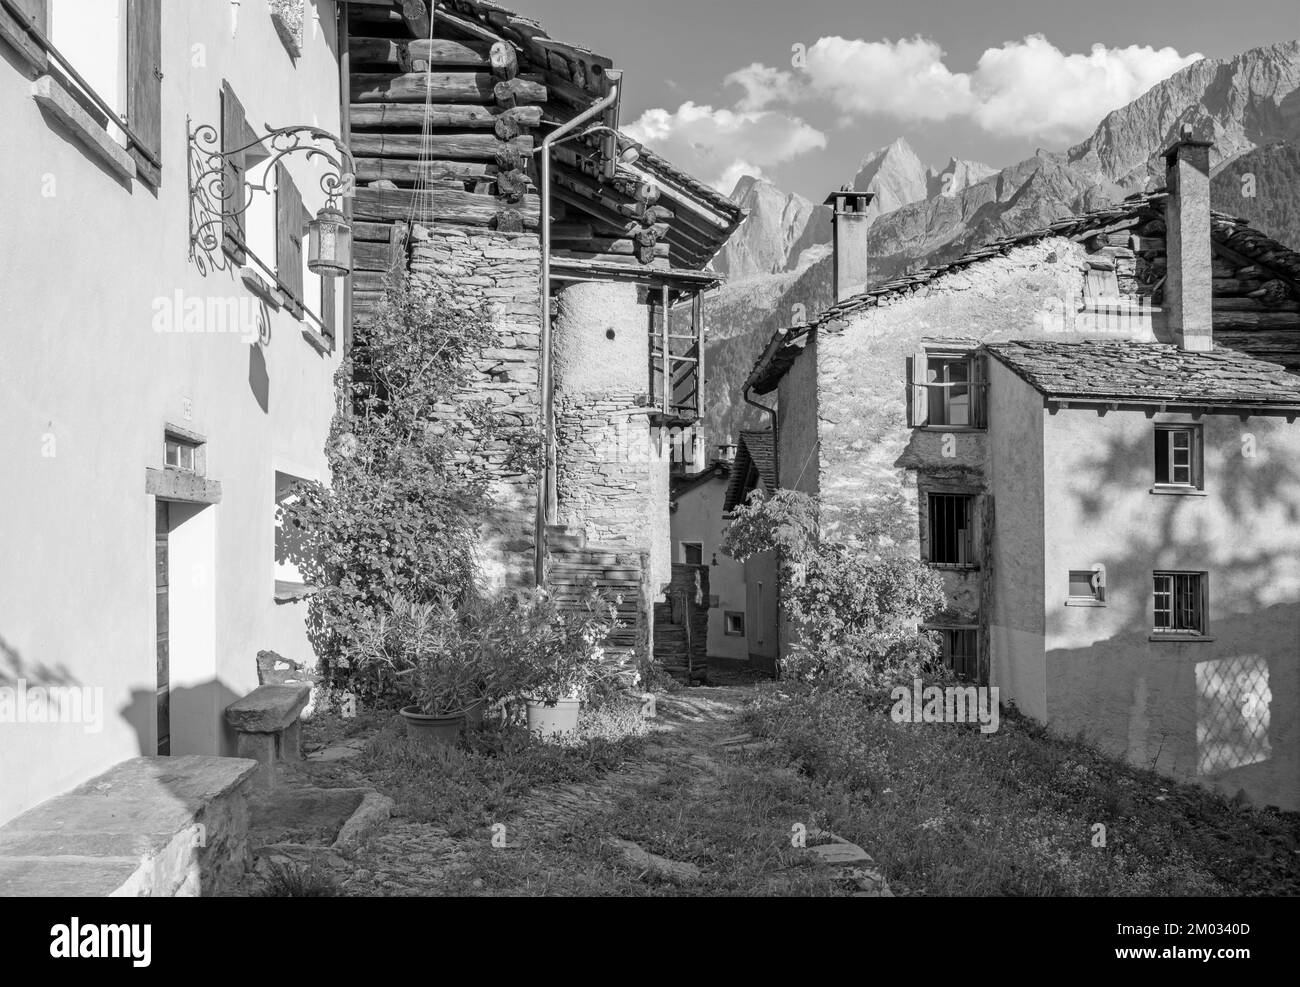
[721, 489, 945, 685]
[278, 275, 536, 699]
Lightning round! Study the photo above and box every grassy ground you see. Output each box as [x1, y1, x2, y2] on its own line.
[743, 684, 1300, 896]
[283, 672, 1300, 896]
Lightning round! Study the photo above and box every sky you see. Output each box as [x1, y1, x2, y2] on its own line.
[522, 0, 1300, 201]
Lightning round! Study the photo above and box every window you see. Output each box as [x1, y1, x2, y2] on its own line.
[909, 350, 986, 428]
[1153, 571, 1206, 636]
[275, 471, 312, 600]
[164, 438, 195, 472]
[163, 428, 203, 474]
[927, 493, 975, 566]
[1, 1, 163, 186]
[1154, 425, 1202, 489]
[724, 611, 745, 636]
[681, 542, 703, 565]
[1066, 565, 1106, 606]
[933, 627, 979, 681]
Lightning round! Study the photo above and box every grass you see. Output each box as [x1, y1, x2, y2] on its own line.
[299, 680, 1300, 896]
[260, 858, 340, 898]
[343, 694, 649, 835]
[741, 684, 1300, 896]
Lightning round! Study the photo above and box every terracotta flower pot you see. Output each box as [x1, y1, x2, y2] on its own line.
[400, 706, 465, 748]
[525, 697, 581, 740]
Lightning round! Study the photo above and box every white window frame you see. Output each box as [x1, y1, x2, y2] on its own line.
[680, 541, 704, 565]
[724, 611, 745, 636]
[1152, 570, 1208, 637]
[1153, 424, 1203, 491]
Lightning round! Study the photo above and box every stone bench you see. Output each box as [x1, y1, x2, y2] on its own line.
[0, 755, 259, 896]
[225, 684, 312, 790]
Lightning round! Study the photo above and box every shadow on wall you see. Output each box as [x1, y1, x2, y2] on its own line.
[119, 681, 244, 759]
[1043, 412, 1300, 809]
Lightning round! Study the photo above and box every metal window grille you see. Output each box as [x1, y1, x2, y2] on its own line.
[928, 493, 973, 565]
[1153, 572, 1204, 634]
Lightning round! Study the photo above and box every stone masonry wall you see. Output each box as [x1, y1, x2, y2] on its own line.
[407, 224, 541, 588]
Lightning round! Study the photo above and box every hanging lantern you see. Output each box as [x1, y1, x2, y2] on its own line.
[307, 206, 351, 278]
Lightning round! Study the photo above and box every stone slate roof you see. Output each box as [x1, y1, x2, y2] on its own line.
[670, 460, 731, 501]
[723, 430, 776, 511]
[746, 188, 1300, 395]
[985, 340, 1300, 405]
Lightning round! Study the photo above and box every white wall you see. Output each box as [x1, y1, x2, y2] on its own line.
[0, 1, 344, 824]
[671, 475, 747, 659]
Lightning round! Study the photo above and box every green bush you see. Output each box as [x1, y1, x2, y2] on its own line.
[278, 275, 536, 699]
[721, 489, 945, 685]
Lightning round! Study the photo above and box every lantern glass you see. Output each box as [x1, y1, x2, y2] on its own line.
[307, 207, 351, 278]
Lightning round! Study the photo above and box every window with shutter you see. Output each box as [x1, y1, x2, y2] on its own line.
[221, 82, 250, 264]
[908, 351, 929, 427]
[0, 0, 47, 71]
[125, 0, 161, 187]
[276, 163, 306, 318]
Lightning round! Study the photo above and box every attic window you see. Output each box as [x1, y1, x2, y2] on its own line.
[909, 350, 986, 428]
[1154, 425, 1202, 490]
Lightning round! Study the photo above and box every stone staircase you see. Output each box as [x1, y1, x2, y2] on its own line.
[544, 524, 648, 666]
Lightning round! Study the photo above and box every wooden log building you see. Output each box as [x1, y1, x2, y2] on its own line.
[338, 1, 745, 674]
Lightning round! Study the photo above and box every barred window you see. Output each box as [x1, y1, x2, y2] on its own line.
[1153, 571, 1206, 635]
[927, 493, 974, 566]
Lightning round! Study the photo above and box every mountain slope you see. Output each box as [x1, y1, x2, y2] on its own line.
[702, 40, 1300, 448]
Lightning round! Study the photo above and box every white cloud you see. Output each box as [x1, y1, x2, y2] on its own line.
[624, 102, 826, 193]
[724, 62, 804, 111]
[789, 34, 1201, 142]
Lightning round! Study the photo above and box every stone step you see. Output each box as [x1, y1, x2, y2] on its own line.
[0, 756, 260, 897]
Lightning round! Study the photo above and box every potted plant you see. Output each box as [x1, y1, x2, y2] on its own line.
[512, 588, 620, 740]
[352, 595, 480, 748]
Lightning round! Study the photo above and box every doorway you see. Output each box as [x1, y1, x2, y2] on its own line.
[155, 501, 170, 755]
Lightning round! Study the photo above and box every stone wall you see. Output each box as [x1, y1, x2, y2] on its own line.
[407, 224, 542, 588]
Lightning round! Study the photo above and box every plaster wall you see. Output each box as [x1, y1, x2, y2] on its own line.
[0, 2, 343, 824]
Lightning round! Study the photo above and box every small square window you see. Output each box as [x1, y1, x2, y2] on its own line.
[1066, 565, 1106, 605]
[1154, 425, 1202, 489]
[681, 542, 703, 565]
[1153, 571, 1206, 635]
[165, 437, 197, 472]
[724, 611, 745, 636]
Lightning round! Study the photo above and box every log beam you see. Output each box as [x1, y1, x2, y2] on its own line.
[349, 131, 532, 161]
[349, 102, 541, 129]
[354, 185, 540, 227]
[352, 72, 546, 105]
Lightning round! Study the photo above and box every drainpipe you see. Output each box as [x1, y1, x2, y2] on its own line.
[533, 76, 623, 586]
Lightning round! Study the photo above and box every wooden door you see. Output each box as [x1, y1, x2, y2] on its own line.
[155, 501, 170, 755]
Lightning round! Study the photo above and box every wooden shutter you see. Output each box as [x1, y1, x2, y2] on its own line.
[126, 0, 161, 187]
[0, 0, 47, 72]
[970, 353, 987, 429]
[908, 351, 929, 427]
[276, 163, 305, 318]
[221, 82, 249, 264]
[320, 274, 336, 340]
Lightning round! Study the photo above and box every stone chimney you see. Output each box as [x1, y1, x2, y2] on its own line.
[824, 185, 875, 303]
[1162, 125, 1214, 351]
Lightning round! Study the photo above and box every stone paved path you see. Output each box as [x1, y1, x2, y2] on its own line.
[237, 679, 889, 896]
[340, 686, 754, 895]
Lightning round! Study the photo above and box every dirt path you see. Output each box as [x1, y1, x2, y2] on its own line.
[338, 686, 756, 896]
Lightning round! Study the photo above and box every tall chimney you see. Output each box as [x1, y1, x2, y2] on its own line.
[824, 185, 875, 302]
[1162, 125, 1214, 352]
